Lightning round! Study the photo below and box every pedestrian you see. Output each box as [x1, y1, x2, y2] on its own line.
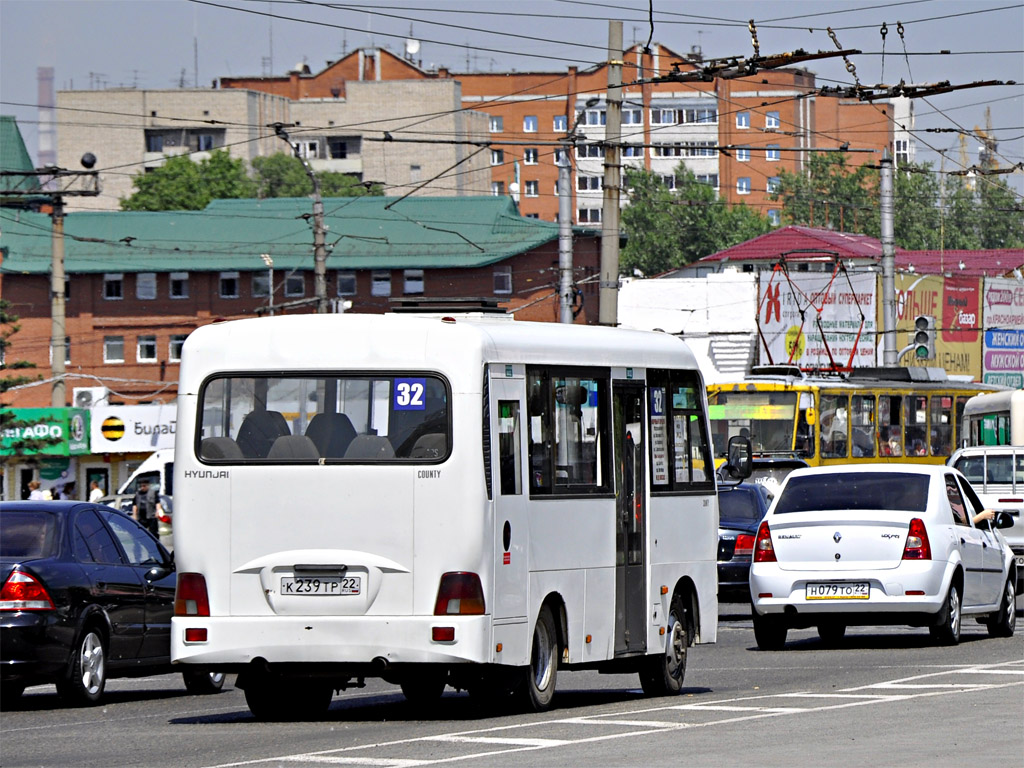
[89, 480, 105, 503]
[27, 480, 45, 500]
[132, 479, 159, 536]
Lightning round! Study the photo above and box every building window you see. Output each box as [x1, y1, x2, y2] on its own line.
[104, 336, 124, 364]
[651, 108, 676, 125]
[765, 111, 780, 129]
[554, 148, 568, 165]
[768, 209, 781, 226]
[683, 107, 718, 124]
[403, 269, 424, 295]
[145, 134, 164, 153]
[490, 149, 504, 166]
[736, 111, 750, 128]
[696, 173, 719, 188]
[293, 140, 319, 159]
[493, 266, 512, 295]
[137, 335, 157, 363]
[523, 115, 538, 132]
[169, 272, 189, 299]
[524, 148, 538, 165]
[895, 138, 911, 164]
[197, 134, 214, 151]
[584, 109, 606, 126]
[489, 116, 503, 132]
[169, 334, 188, 362]
[104, 273, 123, 300]
[251, 272, 270, 298]
[622, 109, 642, 125]
[576, 144, 602, 159]
[491, 181, 505, 196]
[371, 271, 391, 297]
[578, 208, 602, 223]
[767, 176, 781, 193]
[553, 115, 568, 131]
[578, 176, 601, 191]
[524, 180, 539, 197]
[337, 270, 356, 296]
[736, 147, 751, 162]
[410, 165, 421, 183]
[737, 177, 751, 195]
[622, 145, 643, 158]
[136, 272, 156, 300]
[219, 271, 239, 298]
[284, 273, 305, 297]
[660, 175, 677, 190]
[327, 138, 350, 158]
[766, 144, 781, 161]
[49, 337, 71, 365]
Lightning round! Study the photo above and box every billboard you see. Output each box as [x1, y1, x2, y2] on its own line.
[982, 277, 1024, 388]
[893, 274, 982, 379]
[0, 408, 90, 456]
[89, 404, 177, 453]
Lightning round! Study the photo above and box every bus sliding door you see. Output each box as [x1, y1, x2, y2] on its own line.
[613, 382, 646, 655]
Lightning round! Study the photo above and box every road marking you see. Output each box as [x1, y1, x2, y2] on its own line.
[670, 704, 807, 713]
[427, 736, 571, 747]
[278, 759, 426, 766]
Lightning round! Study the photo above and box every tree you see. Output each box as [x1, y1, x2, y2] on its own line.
[251, 153, 382, 198]
[121, 150, 255, 211]
[771, 153, 878, 236]
[620, 164, 771, 275]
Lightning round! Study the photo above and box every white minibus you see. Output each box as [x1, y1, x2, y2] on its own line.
[171, 314, 723, 719]
[962, 389, 1024, 446]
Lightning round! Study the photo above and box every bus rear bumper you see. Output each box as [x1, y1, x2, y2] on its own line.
[171, 615, 492, 668]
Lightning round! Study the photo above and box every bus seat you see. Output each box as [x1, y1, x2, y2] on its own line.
[409, 433, 446, 459]
[237, 410, 290, 458]
[267, 435, 320, 460]
[305, 413, 357, 458]
[200, 436, 243, 460]
[344, 435, 395, 460]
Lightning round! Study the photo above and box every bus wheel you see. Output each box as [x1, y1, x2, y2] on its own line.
[639, 595, 689, 696]
[400, 667, 448, 706]
[243, 674, 333, 721]
[517, 606, 558, 712]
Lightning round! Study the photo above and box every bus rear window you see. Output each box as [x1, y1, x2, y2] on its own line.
[196, 374, 450, 463]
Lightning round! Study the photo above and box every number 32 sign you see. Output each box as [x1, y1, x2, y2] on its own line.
[394, 378, 427, 410]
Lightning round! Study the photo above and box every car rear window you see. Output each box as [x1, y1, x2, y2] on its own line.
[0, 511, 58, 560]
[774, 472, 930, 514]
[719, 487, 764, 522]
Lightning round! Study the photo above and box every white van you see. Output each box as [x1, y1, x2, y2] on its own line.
[118, 448, 174, 497]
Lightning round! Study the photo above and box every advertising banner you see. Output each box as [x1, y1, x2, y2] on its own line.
[982, 277, 1024, 388]
[0, 408, 90, 456]
[758, 270, 877, 370]
[89, 404, 177, 453]
[893, 274, 982, 379]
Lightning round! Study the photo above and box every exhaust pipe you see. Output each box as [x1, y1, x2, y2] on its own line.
[371, 656, 390, 672]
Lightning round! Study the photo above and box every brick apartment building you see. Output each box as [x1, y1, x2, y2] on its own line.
[221, 44, 914, 225]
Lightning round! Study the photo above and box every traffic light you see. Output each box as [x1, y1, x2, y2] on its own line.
[913, 315, 936, 360]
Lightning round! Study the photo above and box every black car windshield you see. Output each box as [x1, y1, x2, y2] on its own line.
[774, 473, 929, 514]
[719, 487, 764, 522]
[0, 511, 58, 559]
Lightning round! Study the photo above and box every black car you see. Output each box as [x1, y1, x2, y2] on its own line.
[717, 483, 772, 603]
[0, 501, 223, 705]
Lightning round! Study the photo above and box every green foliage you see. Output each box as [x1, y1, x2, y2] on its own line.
[771, 153, 878, 236]
[251, 153, 383, 198]
[1, 300, 61, 461]
[621, 164, 772, 275]
[121, 150, 256, 211]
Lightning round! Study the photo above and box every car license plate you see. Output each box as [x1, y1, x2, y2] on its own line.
[280, 576, 361, 596]
[806, 581, 869, 600]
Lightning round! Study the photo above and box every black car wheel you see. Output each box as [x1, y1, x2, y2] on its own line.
[986, 574, 1017, 638]
[182, 670, 227, 695]
[930, 583, 962, 645]
[639, 595, 690, 696]
[57, 627, 107, 706]
[752, 609, 788, 651]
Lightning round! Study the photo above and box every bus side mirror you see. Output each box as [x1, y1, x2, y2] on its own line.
[723, 435, 753, 481]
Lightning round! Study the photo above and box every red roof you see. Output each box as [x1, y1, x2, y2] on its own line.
[697, 226, 1023, 277]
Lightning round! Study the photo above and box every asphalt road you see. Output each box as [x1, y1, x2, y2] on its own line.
[3, 606, 1021, 768]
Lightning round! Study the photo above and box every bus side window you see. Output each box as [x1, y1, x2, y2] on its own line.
[498, 400, 522, 495]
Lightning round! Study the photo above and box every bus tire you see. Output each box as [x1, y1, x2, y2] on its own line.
[639, 595, 689, 696]
[517, 606, 558, 712]
[400, 667, 448, 705]
[244, 675, 333, 721]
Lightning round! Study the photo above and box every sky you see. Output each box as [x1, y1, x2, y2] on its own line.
[2, 0, 1022, 193]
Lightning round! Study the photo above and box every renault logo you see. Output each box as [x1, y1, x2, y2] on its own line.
[833, 532, 842, 543]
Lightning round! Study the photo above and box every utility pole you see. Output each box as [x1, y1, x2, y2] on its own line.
[599, 21, 623, 326]
[261, 254, 275, 316]
[880, 152, 897, 366]
[273, 123, 329, 314]
[557, 140, 574, 324]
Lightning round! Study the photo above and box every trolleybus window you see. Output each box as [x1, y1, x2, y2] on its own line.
[196, 373, 450, 462]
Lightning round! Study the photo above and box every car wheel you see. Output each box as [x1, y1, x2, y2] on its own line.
[400, 667, 448, 706]
[639, 595, 690, 696]
[986, 574, 1017, 638]
[56, 627, 107, 706]
[817, 623, 847, 647]
[931, 583, 962, 645]
[182, 670, 226, 695]
[243, 673, 333, 721]
[516, 606, 558, 712]
[752, 610, 788, 651]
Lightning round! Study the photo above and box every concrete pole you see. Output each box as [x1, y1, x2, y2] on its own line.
[558, 141, 574, 323]
[598, 20, 623, 326]
[880, 152, 896, 366]
[311, 184, 328, 314]
[50, 196, 66, 407]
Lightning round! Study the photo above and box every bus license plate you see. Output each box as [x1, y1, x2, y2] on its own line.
[280, 576, 361, 596]
[806, 581, 869, 600]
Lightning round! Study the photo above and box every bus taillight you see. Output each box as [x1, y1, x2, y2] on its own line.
[175, 572, 211, 616]
[434, 572, 485, 615]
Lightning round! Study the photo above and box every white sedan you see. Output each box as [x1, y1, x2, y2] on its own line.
[749, 464, 1017, 649]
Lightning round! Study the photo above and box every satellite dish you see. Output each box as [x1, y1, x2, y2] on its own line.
[405, 38, 421, 56]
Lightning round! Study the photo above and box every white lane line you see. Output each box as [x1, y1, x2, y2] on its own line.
[279, 758, 427, 766]
[671, 704, 807, 713]
[954, 668, 1024, 676]
[427, 736, 571, 747]
[556, 718, 683, 729]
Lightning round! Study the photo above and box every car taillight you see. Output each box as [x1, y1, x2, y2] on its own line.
[735, 534, 755, 557]
[0, 569, 55, 611]
[174, 572, 210, 616]
[902, 518, 932, 560]
[158, 513, 171, 524]
[434, 572, 485, 615]
[753, 522, 776, 563]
